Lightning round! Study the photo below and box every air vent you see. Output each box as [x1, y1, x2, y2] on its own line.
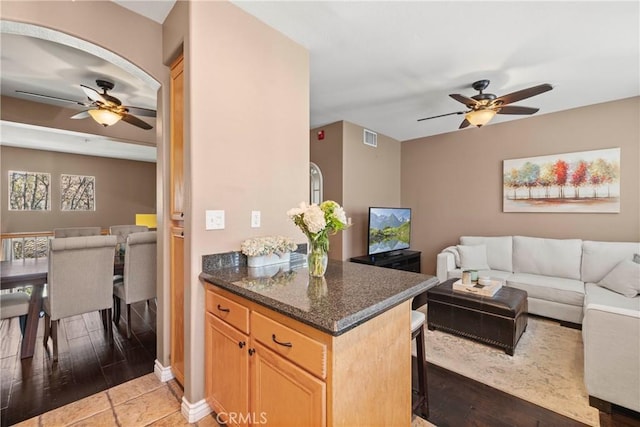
[363, 129, 377, 147]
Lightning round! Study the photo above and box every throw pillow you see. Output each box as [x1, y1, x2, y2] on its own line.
[597, 259, 640, 298]
[457, 244, 490, 270]
[633, 253, 640, 264]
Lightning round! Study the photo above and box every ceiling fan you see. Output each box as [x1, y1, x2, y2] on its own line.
[16, 79, 156, 130]
[418, 79, 553, 129]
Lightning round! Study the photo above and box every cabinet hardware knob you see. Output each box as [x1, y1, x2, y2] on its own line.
[181, 212, 184, 218]
[239, 341, 246, 348]
[180, 231, 184, 237]
[248, 348, 255, 356]
[272, 334, 293, 348]
[217, 304, 230, 313]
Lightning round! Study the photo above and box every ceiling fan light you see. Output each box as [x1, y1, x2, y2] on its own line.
[465, 109, 497, 127]
[88, 109, 122, 127]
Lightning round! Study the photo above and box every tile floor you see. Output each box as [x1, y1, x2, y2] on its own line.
[11, 373, 221, 427]
[11, 371, 434, 427]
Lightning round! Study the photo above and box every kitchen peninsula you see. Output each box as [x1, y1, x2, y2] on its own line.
[200, 254, 438, 426]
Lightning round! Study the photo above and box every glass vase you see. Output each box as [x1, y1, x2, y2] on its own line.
[307, 239, 328, 277]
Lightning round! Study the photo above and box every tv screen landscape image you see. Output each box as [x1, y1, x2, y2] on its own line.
[367, 207, 411, 256]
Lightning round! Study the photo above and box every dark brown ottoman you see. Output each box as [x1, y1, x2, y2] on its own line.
[427, 278, 528, 355]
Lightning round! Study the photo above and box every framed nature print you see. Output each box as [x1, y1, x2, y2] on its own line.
[8, 170, 51, 211]
[61, 174, 96, 211]
[503, 148, 620, 213]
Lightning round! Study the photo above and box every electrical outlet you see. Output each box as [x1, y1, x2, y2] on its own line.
[251, 210, 261, 228]
[206, 210, 225, 230]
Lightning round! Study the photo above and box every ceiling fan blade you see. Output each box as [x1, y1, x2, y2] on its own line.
[121, 113, 153, 130]
[80, 85, 107, 104]
[125, 106, 157, 118]
[70, 110, 91, 119]
[497, 106, 540, 115]
[494, 84, 553, 106]
[450, 94, 480, 107]
[417, 111, 465, 122]
[459, 119, 471, 129]
[15, 90, 89, 106]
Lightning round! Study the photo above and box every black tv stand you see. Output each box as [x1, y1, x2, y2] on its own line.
[350, 250, 421, 273]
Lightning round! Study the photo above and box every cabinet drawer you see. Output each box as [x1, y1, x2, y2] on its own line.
[206, 290, 249, 334]
[251, 311, 327, 380]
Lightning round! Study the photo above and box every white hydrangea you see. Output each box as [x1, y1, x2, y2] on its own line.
[303, 204, 327, 234]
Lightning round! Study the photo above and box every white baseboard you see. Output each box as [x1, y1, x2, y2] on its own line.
[154, 359, 175, 383]
[181, 396, 212, 423]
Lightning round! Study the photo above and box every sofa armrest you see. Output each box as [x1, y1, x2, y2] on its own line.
[583, 303, 640, 412]
[436, 252, 455, 283]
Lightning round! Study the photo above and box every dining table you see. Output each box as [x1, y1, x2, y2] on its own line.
[0, 256, 124, 359]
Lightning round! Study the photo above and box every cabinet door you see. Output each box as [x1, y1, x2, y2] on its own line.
[251, 341, 325, 427]
[170, 227, 184, 385]
[170, 54, 184, 219]
[206, 314, 250, 427]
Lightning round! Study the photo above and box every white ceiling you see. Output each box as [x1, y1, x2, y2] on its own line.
[230, 1, 640, 141]
[1, 1, 638, 161]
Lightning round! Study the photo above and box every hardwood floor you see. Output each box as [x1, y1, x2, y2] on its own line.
[1, 300, 157, 427]
[3, 300, 639, 427]
[416, 361, 640, 427]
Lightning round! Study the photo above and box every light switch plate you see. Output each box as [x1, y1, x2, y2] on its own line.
[251, 210, 261, 228]
[205, 210, 225, 230]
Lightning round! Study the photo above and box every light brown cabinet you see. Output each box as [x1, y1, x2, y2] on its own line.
[204, 284, 410, 427]
[205, 287, 326, 427]
[169, 53, 185, 385]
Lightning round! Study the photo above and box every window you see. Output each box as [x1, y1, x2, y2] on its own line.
[8, 170, 51, 211]
[310, 162, 323, 205]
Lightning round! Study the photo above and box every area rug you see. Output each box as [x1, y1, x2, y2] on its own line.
[414, 308, 600, 426]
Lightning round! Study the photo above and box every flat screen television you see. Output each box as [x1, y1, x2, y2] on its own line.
[367, 207, 412, 256]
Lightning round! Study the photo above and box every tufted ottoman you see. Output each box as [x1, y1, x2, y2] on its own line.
[427, 278, 528, 355]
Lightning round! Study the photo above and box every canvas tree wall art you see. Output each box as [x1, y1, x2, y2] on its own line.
[61, 174, 96, 211]
[503, 148, 620, 213]
[8, 170, 51, 211]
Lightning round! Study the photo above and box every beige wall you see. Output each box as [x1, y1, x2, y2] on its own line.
[1, 1, 164, 82]
[311, 121, 401, 260]
[162, 1, 309, 404]
[1, 146, 156, 232]
[402, 97, 640, 275]
[342, 122, 401, 259]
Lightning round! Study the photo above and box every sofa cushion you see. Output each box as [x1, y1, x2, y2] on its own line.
[460, 236, 513, 272]
[507, 273, 584, 307]
[513, 236, 582, 280]
[457, 244, 490, 270]
[584, 282, 640, 313]
[582, 241, 640, 283]
[597, 259, 640, 298]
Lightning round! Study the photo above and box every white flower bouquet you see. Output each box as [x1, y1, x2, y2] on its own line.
[287, 201, 349, 276]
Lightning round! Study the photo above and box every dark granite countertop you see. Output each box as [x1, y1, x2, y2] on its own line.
[199, 254, 439, 336]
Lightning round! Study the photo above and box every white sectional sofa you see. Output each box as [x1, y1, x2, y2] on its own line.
[436, 235, 640, 413]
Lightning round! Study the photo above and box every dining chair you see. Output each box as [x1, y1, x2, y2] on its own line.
[0, 291, 30, 336]
[109, 225, 149, 245]
[43, 235, 117, 362]
[113, 231, 156, 338]
[53, 226, 102, 238]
